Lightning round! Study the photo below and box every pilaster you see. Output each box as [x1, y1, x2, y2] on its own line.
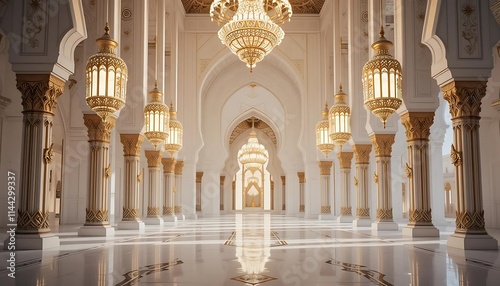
[162, 158, 177, 222]
[117, 134, 145, 231]
[441, 81, 498, 249]
[400, 112, 439, 237]
[220, 176, 225, 212]
[318, 161, 334, 220]
[175, 160, 185, 220]
[281, 176, 286, 213]
[196, 172, 203, 215]
[352, 144, 372, 227]
[297, 172, 305, 217]
[337, 152, 353, 223]
[370, 133, 398, 231]
[143, 150, 164, 225]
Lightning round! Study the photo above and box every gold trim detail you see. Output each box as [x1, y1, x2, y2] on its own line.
[337, 152, 353, 169]
[370, 133, 395, 157]
[175, 160, 184, 175]
[163, 206, 174, 215]
[400, 112, 435, 141]
[147, 207, 160, 216]
[17, 210, 49, 230]
[162, 158, 176, 174]
[120, 134, 144, 156]
[299, 205, 305, 212]
[456, 210, 485, 231]
[409, 209, 432, 223]
[84, 114, 116, 142]
[318, 161, 333, 175]
[43, 143, 54, 164]
[341, 207, 352, 215]
[356, 208, 370, 217]
[376, 208, 393, 220]
[145, 150, 162, 168]
[321, 206, 331, 213]
[353, 144, 372, 164]
[196, 172, 203, 183]
[297, 172, 306, 183]
[85, 209, 109, 222]
[450, 144, 462, 167]
[174, 206, 182, 213]
[16, 74, 65, 114]
[104, 164, 111, 178]
[281, 175, 286, 185]
[373, 172, 378, 183]
[122, 207, 139, 218]
[137, 171, 142, 182]
[405, 162, 413, 178]
[353, 176, 358, 187]
[196, 205, 201, 211]
[441, 81, 486, 118]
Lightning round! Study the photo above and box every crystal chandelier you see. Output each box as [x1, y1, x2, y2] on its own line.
[238, 120, 268, 172]
[315, 102, 334, 157]
[362, 2, 402, 127]
[86, 18, 127, 122]
[210, 0, 292, 72]
[329, 84, 351, 150]
[164, 102, 183, 156]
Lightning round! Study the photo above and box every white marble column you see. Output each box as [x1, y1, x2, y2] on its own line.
[337, 152, 353, 223]
[318, 161, 334, 220]
[175, 160, 185, 220]
[196, 172, 203, 216]
[441, 81, 498, 249]
[281, 176, 286, 213]
[162, 158, 177, 222]
[117, 134, 145, 231]
[78, 114, 116, 237]
[144, 150, 164, 225]
[370, 134, 398, 231]
[11, 74, 64, 249]
[220, 175, 225, 213]
[297, 172, 305, 217]
[352, 144, 372, 227]
[401, 112, 439, 237]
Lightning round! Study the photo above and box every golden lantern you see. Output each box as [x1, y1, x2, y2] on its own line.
[210, 0, 292, 72]
[362, 25, 402, 127]
[238, 122, 268, 173]
[315, 102, 334, 157]
[329, 84, 351, 150]
[144, 82, 169, 150]
[86, 24, 128, 122]
[164, 102, 183, 156]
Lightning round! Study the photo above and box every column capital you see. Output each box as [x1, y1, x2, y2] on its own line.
[352, 144, 372, 164]
[220, 175, 225, 184]
[175, 160, 184, 175]
[337, 152, 353, 169]
[196, 172, 204, 183]
[162, 157, 176, 174]
[145, 150, 162, 168]
[400, 112, 435, 141]
[120, 134, 144, 156]
[281, 175, 286, 185]
[318, 161, 333, 175]
[370, 133, 396, 157]
[297, 172, 305, 183]
[83, 114, 116, 142]
[16, 74, 65, 114]
[441, 81, 487, 119]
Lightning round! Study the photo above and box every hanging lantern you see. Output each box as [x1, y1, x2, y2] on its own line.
[238, 124, 268, 173]
[329, 84, 351, 149]
[86, 24, 128, 122]
[315, 102, 334, 157]
[144, 83, 169, 150]
[164, 102, 183, 156]
[362, 27, 402, 127]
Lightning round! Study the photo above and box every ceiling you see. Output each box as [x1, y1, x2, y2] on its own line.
[181, 0, 326, 15]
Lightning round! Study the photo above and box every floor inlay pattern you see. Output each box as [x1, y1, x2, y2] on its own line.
[115, 259, 184, 286]
[326, 258, 394, 286]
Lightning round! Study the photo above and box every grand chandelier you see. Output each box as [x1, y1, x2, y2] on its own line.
[329, 84, 351, 150]
[86, 21, 127, 122]
[238, 121, 268, 172]
[164, 102, 183, 156]
[315, 103, 334, 157]
[210, 0, 292, 72]
[362, 2, 402, 128]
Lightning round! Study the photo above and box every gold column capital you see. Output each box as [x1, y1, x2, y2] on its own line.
[145, 150, 162, 168]
[120, 134, 144, 156]
[370, 133, 396, 157]
[400, 112, 435, 141]
[162, 157, 176, 174]
[83, 114, 116, 142]
[281, 176, 286, 185]
[441, 81, 487, 118]
[352, 144, 372, 164]
[175, 160, 184, 175]
[318, 161, 333, 175]
[196, 172, 204, 183]
[16, 73, 65, 114]
[297, 172, 306, 183]
[337, 152, 353, 169]
[220, 175, 226, 184]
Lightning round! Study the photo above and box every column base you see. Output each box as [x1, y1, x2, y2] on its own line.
[353, 218, 372, 227]
[163, 215, 178, 222]
[447, 232, 498, 250]
[337, 215, 353, 223]
[402, 225, 439, 237]
[78, 224, 115, 237]
[371, 221, 398, 231]
[297, 212, 305, 218]
[318, 214, 336, 220]
[187, 213, 198, 219]
[175, 214, 185, 221]
[117, 220, 145, 232]
[143, 216, 164, 225]
[6, 233, 59, 250]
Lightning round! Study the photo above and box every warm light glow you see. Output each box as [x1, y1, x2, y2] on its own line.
[329, 85, 351, 150]
[144, 84, 169, 150]
[164, 102, 183, 156]
[210, 0, 292, 72]
[86, 24, 128, 121]
[362, 27, 402, 127]
[238, 124, 268, 173]
[315, 103, 334, 157]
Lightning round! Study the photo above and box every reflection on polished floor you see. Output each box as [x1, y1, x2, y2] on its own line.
[1, 213, 500, 285]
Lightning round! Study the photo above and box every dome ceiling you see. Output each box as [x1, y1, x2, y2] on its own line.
[181, 0, 325, 14]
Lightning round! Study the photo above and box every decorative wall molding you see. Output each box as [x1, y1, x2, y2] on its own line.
[458, 0, 481, 58]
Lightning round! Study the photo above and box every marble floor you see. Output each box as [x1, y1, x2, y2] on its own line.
[1, 213, 500, 286]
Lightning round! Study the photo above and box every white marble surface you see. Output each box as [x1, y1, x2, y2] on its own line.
[1, 214, 500, 285]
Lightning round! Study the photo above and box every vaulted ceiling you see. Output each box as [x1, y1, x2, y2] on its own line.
[181, 0, 326, 14]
